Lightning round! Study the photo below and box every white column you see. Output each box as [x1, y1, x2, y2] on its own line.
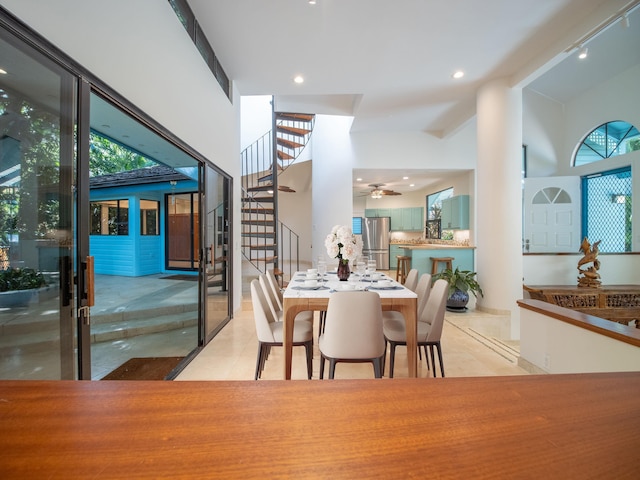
[476, 79, 523, 339]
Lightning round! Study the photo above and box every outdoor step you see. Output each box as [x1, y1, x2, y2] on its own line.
[0, 308, 198, 355]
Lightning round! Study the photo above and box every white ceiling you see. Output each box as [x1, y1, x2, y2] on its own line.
[191, 0, 640, 195]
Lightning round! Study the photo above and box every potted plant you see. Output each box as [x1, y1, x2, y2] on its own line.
[0, 267, 47, 308]
[433, 267, 483, 311]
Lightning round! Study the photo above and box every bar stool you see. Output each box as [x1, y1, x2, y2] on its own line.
[430, 256, 453, 275]
[396, 256, 411, 283]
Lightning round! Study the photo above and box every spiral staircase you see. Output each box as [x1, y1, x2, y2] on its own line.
[241, 111, 315, 282]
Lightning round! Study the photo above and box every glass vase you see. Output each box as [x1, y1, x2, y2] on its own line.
[337, 259, 350, 281]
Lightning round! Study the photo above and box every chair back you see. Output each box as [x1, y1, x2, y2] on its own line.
[250, 279, 277, 342]
[421, 279, 448, 342]
[415, 273, 432, 318]
[404, 268, 419, 291]
[266, 269, 284, 310]
[259, 274, 281, 320]
[321, 291, 385, 359]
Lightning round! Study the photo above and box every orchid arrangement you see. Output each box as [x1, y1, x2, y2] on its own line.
[324, 225, 362, 265]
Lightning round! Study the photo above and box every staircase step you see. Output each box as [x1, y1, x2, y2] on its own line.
[241, 219, 275, 226]
[242, 196, 274, 203]
[277, 125, 311, 137]
[242, 207, 274, 214]
[277, 138, 304, 149]
[276, 112, 315, 122]
[279, 185, 296, 193]
[247, 185, 274, 192]
[242, 232, 275, 238]
[242, 244, 276, 251]
[277, 150, 295, 161]
[257, 173, 272, 183]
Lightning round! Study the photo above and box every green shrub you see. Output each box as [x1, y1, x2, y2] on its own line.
[0, 268, 47, 292]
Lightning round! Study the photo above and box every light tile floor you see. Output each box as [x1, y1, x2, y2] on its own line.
[177, 306, 529, 381]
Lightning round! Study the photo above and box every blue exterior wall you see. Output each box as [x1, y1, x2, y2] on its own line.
[89, 181, 197, 276]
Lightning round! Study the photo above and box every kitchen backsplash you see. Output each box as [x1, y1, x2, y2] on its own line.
[390, 230, 470, 246]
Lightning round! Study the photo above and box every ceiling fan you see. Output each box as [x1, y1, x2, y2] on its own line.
[359, 183, 402, 199]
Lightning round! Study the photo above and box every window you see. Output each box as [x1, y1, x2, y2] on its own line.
[582, 167, 631, 252]
[140, 200, 159, 235]
[169, 0, 230, 99]
[425, 188, 453, 239]
[90, 199, 129, 235]
[574, 121, 640, 166]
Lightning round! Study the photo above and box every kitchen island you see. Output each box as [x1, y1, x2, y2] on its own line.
[397, 244, 475, 276]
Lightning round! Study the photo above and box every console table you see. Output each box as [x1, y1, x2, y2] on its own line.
[524, 284, 640, 327]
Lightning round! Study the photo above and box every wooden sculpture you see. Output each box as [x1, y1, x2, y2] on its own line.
[577, 237, 601, 288]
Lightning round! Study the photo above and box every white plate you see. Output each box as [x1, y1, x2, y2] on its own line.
[333, 284, 360, 292]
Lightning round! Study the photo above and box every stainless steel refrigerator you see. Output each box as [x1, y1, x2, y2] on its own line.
[362, 217, 391, 270]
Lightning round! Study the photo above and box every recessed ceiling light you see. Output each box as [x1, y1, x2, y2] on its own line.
[403, 176, 409, 180]
[308, 0, 317, 4]
[0, 68, 7, 75]
[356, 177, 362, 182]
[409, 184, 415, 187]
[452, 70, 464, 79]
[578, 46, 588, 60]
[293, 75, 304, 84]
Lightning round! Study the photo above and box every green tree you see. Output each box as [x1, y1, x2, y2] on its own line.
[89, 133, 155, 176]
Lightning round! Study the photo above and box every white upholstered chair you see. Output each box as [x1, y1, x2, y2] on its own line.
[383, 278, 448, 378]
[259, 273, 313, 324]
[403, 268, 419, 292]
[250, 279, 313, 380]
[319, 291, 386, 379]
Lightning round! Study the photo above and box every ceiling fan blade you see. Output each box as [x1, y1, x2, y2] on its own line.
[381, 190, 401, 196]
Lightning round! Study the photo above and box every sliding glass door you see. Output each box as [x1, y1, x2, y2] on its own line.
[0, 26, 77, 379]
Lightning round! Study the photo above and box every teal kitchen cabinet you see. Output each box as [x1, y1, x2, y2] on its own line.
[440, 195, 469, 230]
[389, 244, 409, 269]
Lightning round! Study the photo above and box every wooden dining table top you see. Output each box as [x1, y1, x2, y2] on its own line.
[1, 373, 639, 478]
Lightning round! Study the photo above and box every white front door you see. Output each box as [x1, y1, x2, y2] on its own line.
[523, 177, 581, 253]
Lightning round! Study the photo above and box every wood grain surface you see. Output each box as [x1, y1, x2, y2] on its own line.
[1, 374, 639, 478]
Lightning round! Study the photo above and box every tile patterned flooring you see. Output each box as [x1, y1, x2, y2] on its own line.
[177, 305, 529, 381]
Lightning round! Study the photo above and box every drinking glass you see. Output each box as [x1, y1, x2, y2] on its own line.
[367, 259, 377, 280]
[356, 258, 366, 280]
[317, 260, 327, 285]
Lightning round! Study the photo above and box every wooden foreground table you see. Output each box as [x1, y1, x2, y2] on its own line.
[1, 374, 640, 478]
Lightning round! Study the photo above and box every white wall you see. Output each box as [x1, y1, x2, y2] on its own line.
[520, 304, 640, 373]
[2, 0, 243, 310]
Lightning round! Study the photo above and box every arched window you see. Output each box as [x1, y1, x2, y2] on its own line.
[573, 121, 640, 166]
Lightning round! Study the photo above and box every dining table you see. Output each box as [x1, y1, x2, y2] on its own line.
[282, 271, 418, 379]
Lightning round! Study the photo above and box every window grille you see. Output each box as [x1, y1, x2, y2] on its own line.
[574, 121, 640, 166]
[582, 167, 631, 252]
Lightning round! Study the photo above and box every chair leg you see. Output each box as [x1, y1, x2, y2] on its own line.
[388, 342, 397, 378]
[429, 344, 437, 377]
[254, 343, 265, 380]
[373, 357, 383, 378]
[318, 311, 326, 338]
[304, 340, 313, 379]
[435, 342, 445, 377]
[423, 345, 430, 374]
[329, 359, 337, 379]
[319, 355, 325, 379]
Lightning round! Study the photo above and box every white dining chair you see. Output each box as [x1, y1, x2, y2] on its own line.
[259, 273, 313, 324]
[250, 279, 313, 380]
[319, 291, 386, 379]
[403, 268, 419, 292]
[383, 278, 448, 378]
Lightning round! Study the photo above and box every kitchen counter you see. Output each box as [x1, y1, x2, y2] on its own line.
[399, 245, 474, 275]
[400, 244, 475, 249]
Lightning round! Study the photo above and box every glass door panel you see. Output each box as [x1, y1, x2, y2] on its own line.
[87, 92, 200, 380]
[203, 164, 230, 339]
[0, 28, 77, 379]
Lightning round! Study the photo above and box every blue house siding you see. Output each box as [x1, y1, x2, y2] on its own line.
[89, 173, 197, 277]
